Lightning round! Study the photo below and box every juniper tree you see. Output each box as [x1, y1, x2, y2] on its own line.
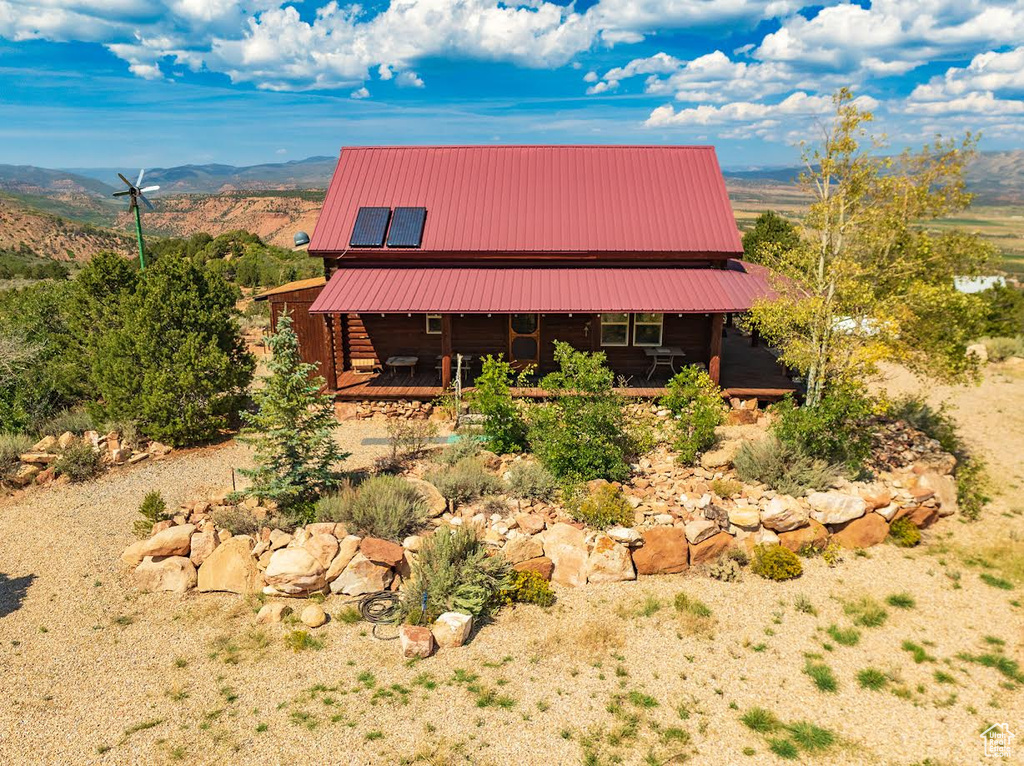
[237, 312, 347, 519]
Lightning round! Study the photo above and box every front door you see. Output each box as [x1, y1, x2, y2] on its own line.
[508, 313, 540, 370]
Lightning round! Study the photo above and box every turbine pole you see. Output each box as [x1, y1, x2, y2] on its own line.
[134, 203, 146, 270]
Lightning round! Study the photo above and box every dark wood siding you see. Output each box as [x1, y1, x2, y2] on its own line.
[597, 313, 711, 379]
[346, 313, 442, 372]
[267, 289, 332, 380]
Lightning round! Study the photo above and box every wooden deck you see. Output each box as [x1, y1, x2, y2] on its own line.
[332, 328, 800, 402]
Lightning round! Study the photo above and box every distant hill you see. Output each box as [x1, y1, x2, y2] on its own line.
[0, 194, 132, 262]
[0, 165, 116, 196]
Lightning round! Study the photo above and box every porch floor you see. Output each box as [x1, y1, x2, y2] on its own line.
[332, 328, 800, 402]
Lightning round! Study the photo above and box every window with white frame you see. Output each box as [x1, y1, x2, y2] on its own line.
[600, 313, 629, 346]
[425, 314, 442, 334]
[633, 313, 664, 346]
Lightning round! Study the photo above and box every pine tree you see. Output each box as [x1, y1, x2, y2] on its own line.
[237, 311, 347, 519]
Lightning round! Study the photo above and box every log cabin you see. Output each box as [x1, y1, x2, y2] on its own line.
[257, 145, 798, 401]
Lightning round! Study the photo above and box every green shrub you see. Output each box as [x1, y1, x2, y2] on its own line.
[803, 660, 837, 692]
[53, 441, 101, 482]
[856, 668, 888, 690]
[889, 517, 921, 547]
[710, 478, 742, 498]
[210, 506, 263, 536]
[236, 312, 347, 517]
[504, 460, 557, 509]
[0, 433, 33, 479]
[674, 592, 712, 618]
[528, 342, 634, 482]
[844, 597, 888, 628]
[385, 418, 438, 464]
[472, 355, 529, 454]
[740, 707, 781, 733]
[402, 525, 511, 624]
[433, 437, 481, 467]
[733, 436, 840, 496]
[957, 457, 989, 522]
[826, 624, 860, 647]
[659, 366, 724, 464]
[425, 458, 500, 510]
[283, 630, 323, 652]
[771, 385, 875, 472]
[750, 545, 803, 581]
[500, 569, 555, 607]
[570, 483, 634, 529]
[315, 475, 428, 540]
[977, 284, 1024, 337]
[38, 408, 94, 436]
[821, 541, 844, 567]
[979, 335, 1024, 362]
[133, 491, 169, 537]
[703, 556, 741, 582]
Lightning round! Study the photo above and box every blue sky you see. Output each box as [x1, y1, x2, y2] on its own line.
[0, 0, 1022, 169]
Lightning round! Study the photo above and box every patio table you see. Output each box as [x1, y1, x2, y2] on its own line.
[643, 346, 686, 380]
[385, 355, 419, 379]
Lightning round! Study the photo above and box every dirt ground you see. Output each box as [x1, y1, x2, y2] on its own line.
[1, 369, 1022, 766]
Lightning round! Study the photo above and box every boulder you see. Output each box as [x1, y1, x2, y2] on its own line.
[966, 342, 988, 363]
[699, 440, 740, 469]
[858, 484, 892, 511]
[306, 522, 337, 537]
[255, 602, 293, 624]
[875, 503, 900, 522]
[895, 505, 939, 529]
[399, 624, 435, 659]
[403, 535, 424, 552]
[632, 527, 689, 575]
[31, 435, 57, 453]
[19, 452, 57, 465]
[189, 531, 219, 567]
[406, 477, 447, 518]
[607, 526, 642, 545]
[513, 556, 554, 580]
[542, 523, 588, 587]
[300, 604, 328, 628]
[585, 534, 636, 583]
[121, 524, 196, 566]
[503, 535, 544, 565]
[325, 535, 361, 581]
[197, 536, 261, 593]
[432, 612, 473, 648]
[360, 537, 405, 568]
[264, 548, 327, 595]
[330, 553, 393, 596]
[727, 505, 760, 529]
[808, 492, 866, 525]
[760, 496, 809, 532]
[304, 533, 340, 569]
[917, 472, 957, 517]
[831, 513, 889, 549]
[11, 464, 40, 486]
[148, 441, 171, 456]
[269, 530, 293, 550]
[134, 556, 197, 592]
[515, 513, 546, 536]
[684, 518, 718, 545]
[689, 531, 734, 566]
[778, 519, 828, 552]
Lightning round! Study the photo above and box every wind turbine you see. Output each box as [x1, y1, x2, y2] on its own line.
[113, 170, 159, 269]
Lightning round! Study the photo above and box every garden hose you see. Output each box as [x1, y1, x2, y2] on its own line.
[347, 590, 404, 640]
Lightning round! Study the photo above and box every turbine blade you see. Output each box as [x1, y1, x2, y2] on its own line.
[118, 172, 132, 188]
[140, 194, 154, 211]
[136, 169, 145, 187]
[140, 185, 159, 193]
[113, 190, 131, 197]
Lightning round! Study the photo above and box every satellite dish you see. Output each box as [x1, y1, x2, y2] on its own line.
[294, 231, 310, 247]
[113, 169, 160, 269]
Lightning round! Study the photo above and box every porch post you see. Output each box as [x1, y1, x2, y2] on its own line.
[441, 313, 453, 388]
[708, 313, 724, 385]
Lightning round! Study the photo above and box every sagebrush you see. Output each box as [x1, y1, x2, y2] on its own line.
[315, 475, 427, 540]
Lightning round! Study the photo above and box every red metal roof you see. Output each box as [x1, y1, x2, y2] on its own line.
[308, 262, 773, 314]
[308, 146, 742, 256]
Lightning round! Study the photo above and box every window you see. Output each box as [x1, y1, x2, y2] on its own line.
[633, 313, 664, 346]
[425, 314, 442, 334]
[600, 313, 629, 346]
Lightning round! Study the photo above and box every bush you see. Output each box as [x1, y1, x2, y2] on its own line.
[133, 490, 169, 537]
[424, 458, 500, 510]
[402, 525, 511, 624]
[38, 408, 94, 436]
[0, 433, 32, 479]
[733, 436, 840, 496]
[385, 418, 438, 464]
[660, 366, 724, 464]
[236, 313, 347, 516]
[977, 284, 1024, 338]
[500, 569, 555, 607]
[315, 475, 428, 540]
[472, 355, 529, 453]
[570, 483, 634, 529]
[703, 555, 742, 582]
[888, 517, 921, 547]
[433, 437, 481, 467]
[710, 478, 742, 498]
[53, 441, 101, 482]
[821, 541, 844, 567]
[751, 544, 803, 581]
[210, 506, 263, 536]
[504, 460, 557, 509]
[528, 342, 634, 482]
[979, 335, 1024, 362]
[771, 385, 875, 472]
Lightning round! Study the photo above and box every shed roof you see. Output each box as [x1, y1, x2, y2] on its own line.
[308, 262, 773, 314]
[309, 146, 742, 256]
[253, 276, 326, 301]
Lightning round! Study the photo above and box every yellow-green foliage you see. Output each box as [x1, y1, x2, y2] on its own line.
[500, 570, 555, 607]
[888, 517, 921, 547]
[751, 545, 803, 581]
[571, 483, 634, 530]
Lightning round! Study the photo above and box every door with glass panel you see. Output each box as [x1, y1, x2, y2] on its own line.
[508, 313, 540, 370]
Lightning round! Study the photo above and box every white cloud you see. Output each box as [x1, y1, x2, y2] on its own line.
[396, 71, 424, 88]
[646, 91, 879, 127]
[350, 86, 370, 99]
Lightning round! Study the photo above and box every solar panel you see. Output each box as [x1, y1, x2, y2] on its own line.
[386, 207, 427, 248]
[350, 207, 391, 247]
